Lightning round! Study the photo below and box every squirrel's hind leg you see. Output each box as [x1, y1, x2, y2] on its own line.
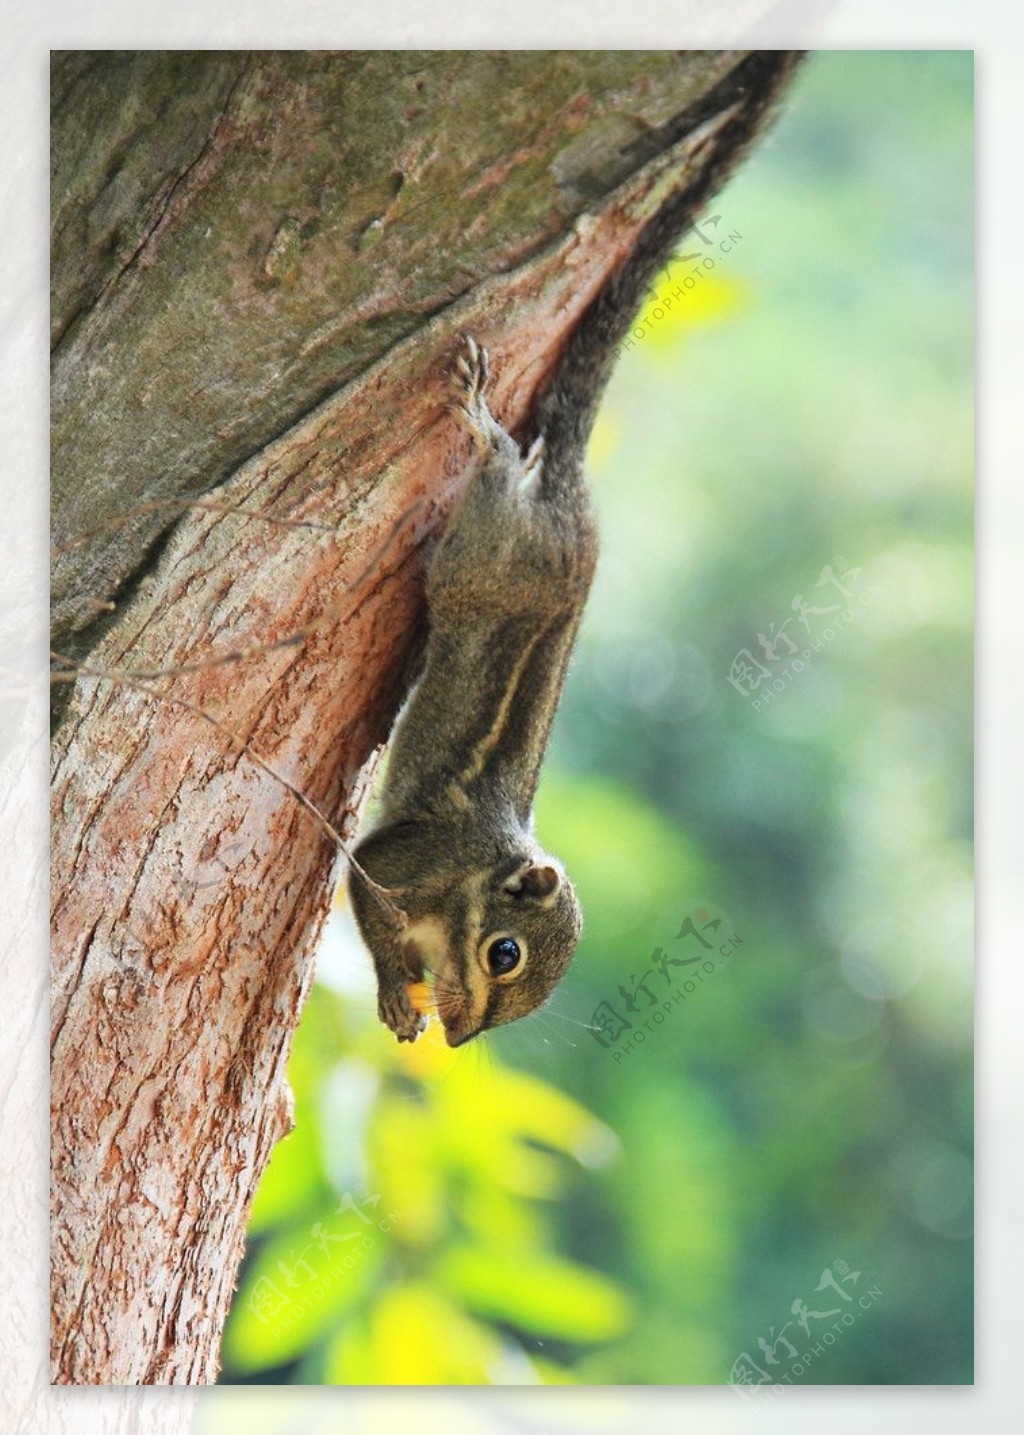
[448, 335, 498, 451]
[448, 334, 531, 476]
[448, 335, 546, 503]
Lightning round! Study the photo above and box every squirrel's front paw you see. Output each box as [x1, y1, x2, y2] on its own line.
[378, 982, 428, 1043]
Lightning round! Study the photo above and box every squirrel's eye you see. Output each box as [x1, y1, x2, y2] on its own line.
[486, 937, 521, 976]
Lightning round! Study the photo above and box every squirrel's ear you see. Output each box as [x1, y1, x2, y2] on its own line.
[504, 862, 561, 904]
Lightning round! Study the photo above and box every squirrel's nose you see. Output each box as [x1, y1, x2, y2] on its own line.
[445, 1026, 480, 1048]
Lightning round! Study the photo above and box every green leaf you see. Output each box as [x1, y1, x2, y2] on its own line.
[222, 1217, 381, 1373]
[435, 1244, 632, 1343]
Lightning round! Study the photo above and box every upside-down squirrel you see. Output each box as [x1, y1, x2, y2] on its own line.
[347, 52, 801, 1045]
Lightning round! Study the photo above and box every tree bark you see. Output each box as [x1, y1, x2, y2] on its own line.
[50, 49, 800, 1384]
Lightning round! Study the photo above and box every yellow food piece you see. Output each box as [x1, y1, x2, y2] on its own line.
[406, 982, 433, 1014]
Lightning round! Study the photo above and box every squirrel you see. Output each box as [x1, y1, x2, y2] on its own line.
[347, 51, 801, 1046]
[348, 334, 597, 1046]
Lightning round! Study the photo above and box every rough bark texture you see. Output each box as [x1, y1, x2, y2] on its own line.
[50, 49, 799, 1385]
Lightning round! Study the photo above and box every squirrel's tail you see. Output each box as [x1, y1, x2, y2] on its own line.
[536, 50, 804, 498]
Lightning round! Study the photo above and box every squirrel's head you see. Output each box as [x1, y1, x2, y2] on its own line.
[409, 852, 582, 1047]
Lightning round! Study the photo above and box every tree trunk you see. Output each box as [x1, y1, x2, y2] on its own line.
[50, 49, 800, 1384]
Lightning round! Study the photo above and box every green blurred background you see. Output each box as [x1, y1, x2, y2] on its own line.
[219, 50, 973, 1387]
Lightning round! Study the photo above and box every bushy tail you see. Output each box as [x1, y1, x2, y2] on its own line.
[536, 50, 804, 496]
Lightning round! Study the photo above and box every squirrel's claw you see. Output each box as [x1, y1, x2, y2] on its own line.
[449, 334, 496, 450]
[522, 433, 546, 487]
[453, 333, 489, 396]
